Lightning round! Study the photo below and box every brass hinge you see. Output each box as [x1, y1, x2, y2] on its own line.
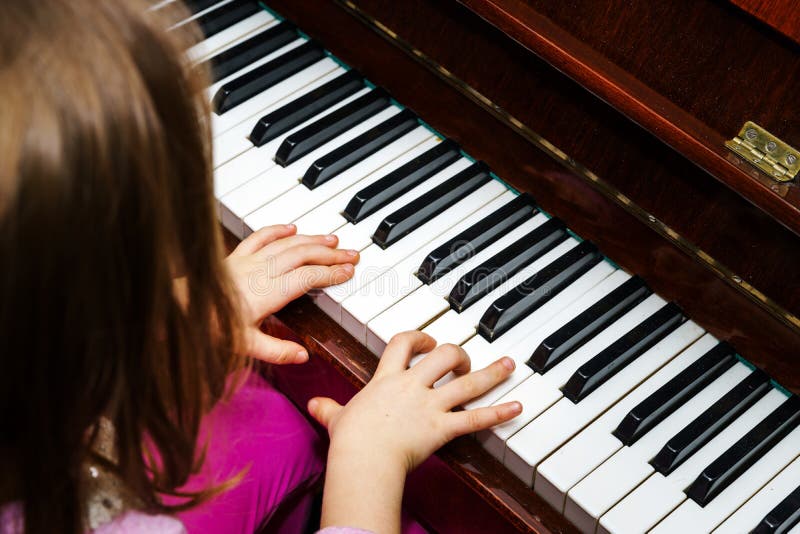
[726, 121, 799, 182]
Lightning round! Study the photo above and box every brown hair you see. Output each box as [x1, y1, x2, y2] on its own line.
[0, 1, 245, 533]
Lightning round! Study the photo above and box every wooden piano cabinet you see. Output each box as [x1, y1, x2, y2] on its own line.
[221, 0, 800, 531]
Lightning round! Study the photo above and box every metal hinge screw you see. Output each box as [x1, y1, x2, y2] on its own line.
[766, 141, 778, 152]
[745, 128, 758, 140]
[787, 154, 798, 166]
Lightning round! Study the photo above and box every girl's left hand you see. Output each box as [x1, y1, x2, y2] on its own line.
[225, 224, 359, 364]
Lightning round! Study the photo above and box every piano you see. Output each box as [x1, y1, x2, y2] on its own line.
[165, 0, 800, 531]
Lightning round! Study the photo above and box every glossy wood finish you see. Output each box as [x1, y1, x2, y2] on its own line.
[237, 1, 800, 531]
[730, 0, 800, 44]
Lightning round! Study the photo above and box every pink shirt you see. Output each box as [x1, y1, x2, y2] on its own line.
[1, 503, 372, 534]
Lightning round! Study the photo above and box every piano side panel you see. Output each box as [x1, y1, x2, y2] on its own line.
[261, 0, 800, 386]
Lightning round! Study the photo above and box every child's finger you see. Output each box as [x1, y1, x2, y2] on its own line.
[258, 233, 339, 258]
[281, 263, 355, 299]
[434, 357, 515, 410]
[232, 224, 296, 256]
[409, 343, 470, 386]
[445, 401, 522, 439]
[375, 331, 437, 377]
[307, 397, 343, 430]
[244, 330, 309, 365]
[270, 244, 359, 274]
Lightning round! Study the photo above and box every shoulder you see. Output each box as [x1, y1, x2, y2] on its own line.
[93, 511, 186, 534]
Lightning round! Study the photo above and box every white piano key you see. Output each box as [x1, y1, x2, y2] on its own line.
[532, 333, 720, 512]
[714, 455, 800, 533]
[597, 389, 787, 534]
[292, 136, 442, 236]
[212, 62, 344, 166]
[564, 361, 752, 533]
[331, 157, 473, 252]
[169, 0, 233, 28]
[314, 179, 509, 322]
[364, 213, 550, 351]
[187, 10, 277, 62]
[482, 294, 667, 461]
[210, 40, 327, 136]
[460, 261, 617, 410]
[651, 414, 800, 534]
[504, 320, 705, 487]
[213, 86, 369, 198]
[243, 126, 433, 230]
[340, 192, 519, 344]
[219, 106, 400, 237]
[421, 238, 580, 347]
[206, 37, 305, 102]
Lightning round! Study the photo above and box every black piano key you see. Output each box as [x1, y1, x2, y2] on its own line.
[527, 276, 651, 374]
[342, 139, 461, 224]
[212, 40, 325, 114]
[478, 240, 604, 342]
[302, 109, 419, 190]
[371, 161, 491, 249]
[250, 70, 364, 147]
[184, 0, 220, 14]
[560, 302, 685, 403]
[686, 395, 800, 507]
[612, 342, 737, 446]
[205, 22, 297, 83]
[650, 369, 771, 476]
[196, 0, 261, 38]
[416, 193, 538, 284]
[752, 483, 800, 534]
[274, 88, 390, 166]
[448, 218, 568, 313]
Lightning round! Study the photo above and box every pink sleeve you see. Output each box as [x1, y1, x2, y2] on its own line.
[93, 511, 186, 534]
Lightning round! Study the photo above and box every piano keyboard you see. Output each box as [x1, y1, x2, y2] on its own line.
[171, 1, 800, 532]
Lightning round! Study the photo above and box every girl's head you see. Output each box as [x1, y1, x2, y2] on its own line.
[0, 1, 243, 532]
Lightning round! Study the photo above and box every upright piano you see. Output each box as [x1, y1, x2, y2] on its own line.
[172, 0, 800, 531]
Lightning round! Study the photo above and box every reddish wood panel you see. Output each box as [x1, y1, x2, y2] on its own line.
[730, 0, 800, 44]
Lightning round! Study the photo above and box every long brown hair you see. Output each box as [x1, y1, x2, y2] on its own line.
[0, 1, 245, 533]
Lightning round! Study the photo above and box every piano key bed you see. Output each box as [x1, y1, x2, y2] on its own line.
[166, 1, 800, 532]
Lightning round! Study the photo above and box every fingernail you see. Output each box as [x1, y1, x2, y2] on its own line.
[308, 398, 318, 412]
[343, 263, 355, 273]
[285, 224, 296, 230]
[346, 249, 358, 257]
[508, 401, 522, 414]
[297, 350, 308, 361]
[325, 235, 336, 242]
[501, 357, 515, 371]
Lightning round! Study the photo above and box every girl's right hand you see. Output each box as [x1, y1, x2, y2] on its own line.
[309, 331, 522, 533]
[225, 224, 359, 365]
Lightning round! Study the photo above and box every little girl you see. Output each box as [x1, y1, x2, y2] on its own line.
[0, 1, 522, 533]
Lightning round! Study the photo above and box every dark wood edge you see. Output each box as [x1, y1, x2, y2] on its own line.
[458, 0, 800, 237]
